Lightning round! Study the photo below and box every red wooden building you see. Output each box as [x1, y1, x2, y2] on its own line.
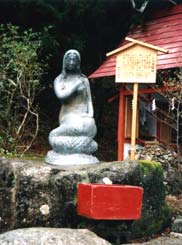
[89, 4, 182, 160]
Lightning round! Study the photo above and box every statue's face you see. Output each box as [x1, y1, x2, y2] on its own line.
[65, 52, 79, 71]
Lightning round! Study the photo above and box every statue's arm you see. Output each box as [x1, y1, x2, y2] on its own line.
[54, 75, 80, 100]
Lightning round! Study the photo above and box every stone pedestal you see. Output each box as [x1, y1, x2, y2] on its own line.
[45, 150, 99, 166]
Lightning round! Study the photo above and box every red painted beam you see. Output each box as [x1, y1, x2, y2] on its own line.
[123, 86, 179, 95]
[108, 86, 180, 103]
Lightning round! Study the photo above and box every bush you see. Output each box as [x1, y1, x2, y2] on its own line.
[0, 24, 48, 155]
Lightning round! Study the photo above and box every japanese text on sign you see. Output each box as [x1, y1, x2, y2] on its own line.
[116, 51, 157, 83]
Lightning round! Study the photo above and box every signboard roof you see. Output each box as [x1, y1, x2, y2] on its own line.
[106, 37, 168, 57]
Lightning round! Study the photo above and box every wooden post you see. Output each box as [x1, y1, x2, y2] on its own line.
[117, 85, 125, 160]
[130, 83, 138, 160]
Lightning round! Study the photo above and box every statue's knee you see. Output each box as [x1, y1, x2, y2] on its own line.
[49, 130, 55, 138]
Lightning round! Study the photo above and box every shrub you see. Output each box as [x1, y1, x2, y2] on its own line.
[0, 24, 48, 155]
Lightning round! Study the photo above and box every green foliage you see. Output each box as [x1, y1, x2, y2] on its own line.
[0, 24, 48, 154]
[0, 135, 16, 155]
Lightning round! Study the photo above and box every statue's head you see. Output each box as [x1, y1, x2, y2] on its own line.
[62, 49, 81, 75]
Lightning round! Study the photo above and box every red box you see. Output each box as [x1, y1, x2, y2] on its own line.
[77, 183, 143, 220]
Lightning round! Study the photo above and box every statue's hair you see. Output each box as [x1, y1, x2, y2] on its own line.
[61, 49, 85, 78]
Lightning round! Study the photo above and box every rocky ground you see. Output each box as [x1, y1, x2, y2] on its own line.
[126, 232, 182, 245]
[166, 195, 182, 215]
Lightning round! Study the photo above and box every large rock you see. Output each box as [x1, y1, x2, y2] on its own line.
[0, 227, 111, 245]
[0, 157, 170, 243]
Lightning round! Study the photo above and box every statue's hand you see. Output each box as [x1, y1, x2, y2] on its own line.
[80, 113, 92, 118]
[77, 82, 85, 92]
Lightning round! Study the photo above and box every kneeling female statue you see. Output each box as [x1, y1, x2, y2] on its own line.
[45, 50, 99, 165]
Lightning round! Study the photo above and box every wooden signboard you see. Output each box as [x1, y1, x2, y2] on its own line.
[116, 45, 157, 84]
[107, 37, 168, 160]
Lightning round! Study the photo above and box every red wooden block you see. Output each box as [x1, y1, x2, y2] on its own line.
[77, 183, 143, 220]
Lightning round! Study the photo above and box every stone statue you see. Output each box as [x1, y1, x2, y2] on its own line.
[45, 50, 99, 165]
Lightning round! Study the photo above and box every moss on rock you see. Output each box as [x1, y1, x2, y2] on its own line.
[131, 160, 171, 238]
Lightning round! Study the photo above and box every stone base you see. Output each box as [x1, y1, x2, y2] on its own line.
[45, 150, 99, 166]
